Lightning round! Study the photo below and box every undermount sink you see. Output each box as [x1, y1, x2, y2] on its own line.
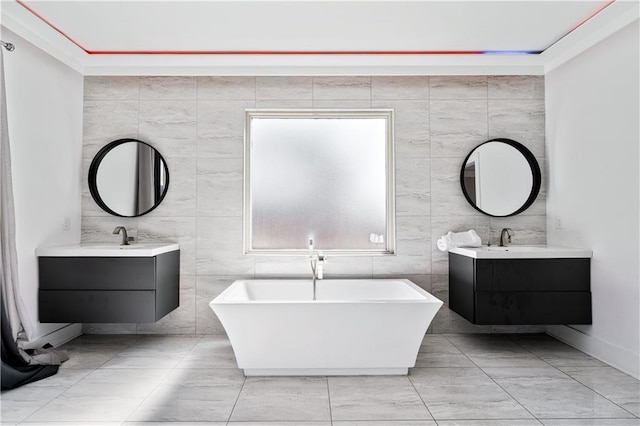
[36, 242, 180, 257]
[449, 245, 592, 259]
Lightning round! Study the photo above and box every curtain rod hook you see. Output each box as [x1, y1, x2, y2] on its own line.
[1, 41, 15, 51]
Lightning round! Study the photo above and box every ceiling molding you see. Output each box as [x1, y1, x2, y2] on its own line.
[542, 1, 639, 73]
[1, 1, 85, 73]
[81, 53, 545, 76]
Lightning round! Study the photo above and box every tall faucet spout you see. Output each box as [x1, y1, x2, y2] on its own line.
[309, 237, 317, 300]
[499, 228, 514, 247]
[310, 256, 317, 301]
[113, 226, 133, 246]
[308, 238, 327, 300]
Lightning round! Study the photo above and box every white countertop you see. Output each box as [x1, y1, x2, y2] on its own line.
[449, 245, 592, 259]
[36, 242, 180, 257]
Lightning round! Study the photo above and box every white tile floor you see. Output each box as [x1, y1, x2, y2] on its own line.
[1, 333, 639, 425]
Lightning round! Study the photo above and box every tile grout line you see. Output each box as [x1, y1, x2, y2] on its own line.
[450, 334, 640, 421]
[544, 363, 640, 419]
[195, 75, 200, 334]
[431, 417, 544, 424]
[326, 376, 333, 425]
[442, 334, 540, 422]
[16, 334, 140, 423]
[369, 76, 374, 279]
[427, 75, 433, 279]
[225, 375, 247, 424]
[13, 367, 97, 424]
[122, 334, 203, 423]
[428, 78, 434, 279]
[407, 372, 437, 422]
[135, 75, 142, 335]
[508, 334, 560, 370]
[252, 82, 258, 280]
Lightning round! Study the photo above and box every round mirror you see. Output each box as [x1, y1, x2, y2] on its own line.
[89, 138, 169, 217]
[460, 138, 541, 217]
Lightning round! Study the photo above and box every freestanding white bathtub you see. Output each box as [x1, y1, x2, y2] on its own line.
[210, 279, 443, 376]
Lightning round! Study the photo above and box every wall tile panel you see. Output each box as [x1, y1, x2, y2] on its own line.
[82, 76, 545, 335]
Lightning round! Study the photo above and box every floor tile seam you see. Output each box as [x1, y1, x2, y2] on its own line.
[443, 336, 539, 420]
[21, 368, 94, 390]
[89, 346, 131, 368]
[146, 337, 204, 376]
[178, 334, 206, 360]
[490, 373, 639, 420]
[407, 373, 436, 421]
[68, 340, 131, 370]
[100, 334, 145, 347]
[16, 383, 76, 424]
[459, 349, 549, 361]
[557, 364, 640, 381]
[127, 333, 145, 344]
[225, 376, 247, 423]
[120, 364, 180, 423]
[534, 415, 640, 420]
[411, 366, 481, 369]
[29, 359, 110, 406]
[509, 335, 559, 368]
[117, 336, 203, 361]
[550, 368, 640, 419]
[103, 336, 200, 419]
[325, 376, 334, 425]
[173, 366, 242, 370]
[527, 351, 640, 418]
[0, 390, 66, 424]
[431, 417, 546, 422]
[458, 336, 556, 368]
[332, 417, 437, 422]
[61, 342, 133, 352]
[474, 375, 537, 421]
[438, 335, 482, 365]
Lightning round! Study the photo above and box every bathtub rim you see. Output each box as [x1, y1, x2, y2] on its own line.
[210, 278, 443, 305]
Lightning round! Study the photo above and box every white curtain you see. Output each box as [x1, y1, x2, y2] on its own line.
[0, 48, 36, 342]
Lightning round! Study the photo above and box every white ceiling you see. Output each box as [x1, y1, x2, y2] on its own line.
[13, 0, 619, 53]
[1, 0, 638, 75]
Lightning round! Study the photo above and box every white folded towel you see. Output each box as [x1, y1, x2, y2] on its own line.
[437, 230, 482, 252]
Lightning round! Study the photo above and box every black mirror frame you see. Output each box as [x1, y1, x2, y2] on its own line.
[88, 138, 170, 218]
[460, 138, 541, 217]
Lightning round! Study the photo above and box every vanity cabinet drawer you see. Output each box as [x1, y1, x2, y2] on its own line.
[39, 290, 157, 323]
[475, 291, 592, 325]
[39, 257, 156, 290]
[38, 250, 179, 323]
[449, 252, 591, 325]
[475, 258, 590, 292]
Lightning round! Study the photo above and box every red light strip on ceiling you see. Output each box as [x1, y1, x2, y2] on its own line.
[16, 0, 87, 52]
[543, 0, 616, 51]
[16, 0, 614, 56]
[87, 50, 490, 55]
[570, 0, 616, 31]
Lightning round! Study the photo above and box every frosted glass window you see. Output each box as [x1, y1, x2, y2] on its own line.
[245, 109, 395, 255]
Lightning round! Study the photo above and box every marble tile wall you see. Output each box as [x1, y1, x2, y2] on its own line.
[81, 75, 546, 335]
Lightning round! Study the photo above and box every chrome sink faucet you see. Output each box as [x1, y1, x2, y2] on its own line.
[308, 238, 327, 301]
[499, 228, 514, 247]
[113, 226, 134, 246]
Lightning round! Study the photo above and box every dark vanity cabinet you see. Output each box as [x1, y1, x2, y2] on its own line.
[39, 250, 179, 323]
[449, 252, 591, 325]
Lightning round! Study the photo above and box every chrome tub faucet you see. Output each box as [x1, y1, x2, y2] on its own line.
[308, 238, 327, 301]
